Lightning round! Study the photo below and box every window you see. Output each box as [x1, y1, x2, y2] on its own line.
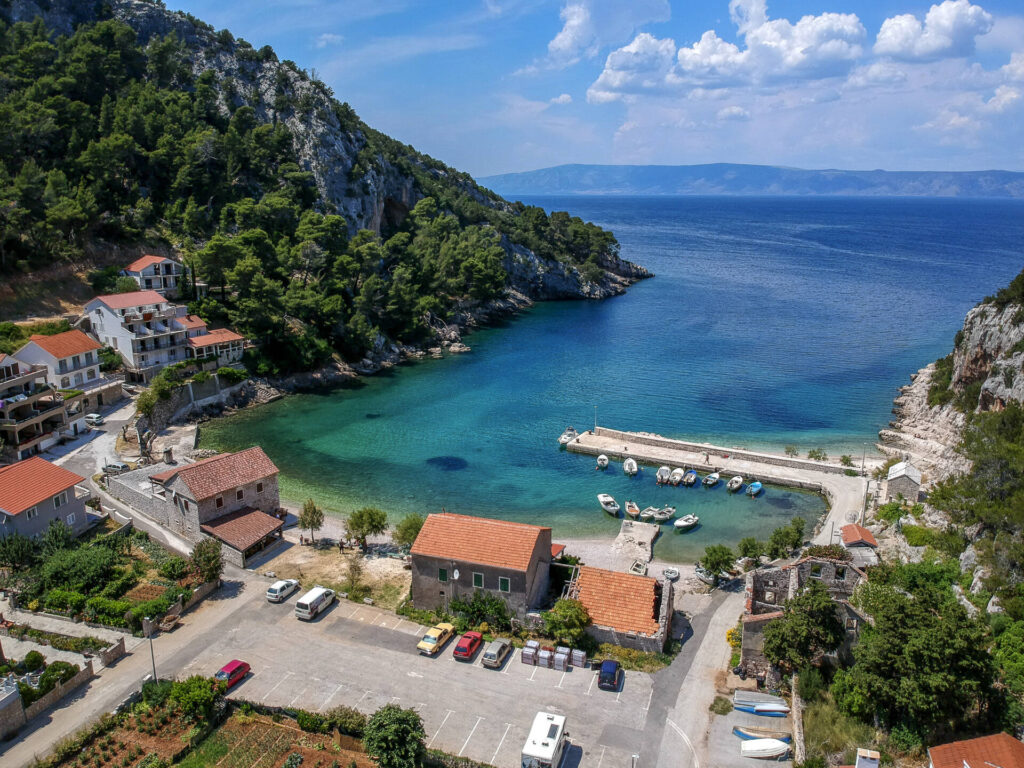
[472, 572, 484, 588]
[87, 369, 97, 380]
[498, 577, 510, 593]
[216, 496, 224, 509]
[438, 568, 448, 583]
[256, 482, 264, 493]
[66, 513, 75, 525]
[53, 492, 68, 509]
[810, 564, 823, 579]
[61, 377, 70, 388]
[845, 618, 858, 631]
[236, 489, 244, 501]
[25, 507, 38, 520]
[835, 566, 847, 581]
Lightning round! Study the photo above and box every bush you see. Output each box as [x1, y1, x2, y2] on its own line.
[39, 661, 79, 690]
[142, 680, 173, 708]
[296, 709, 330, 733]
[839, 454, 853, 467]
[45, 588, 88, 614]
[85, 596, 132, 626]
[797, 666, 827, 702]
[900, 525, 934, 547]
[23, 650, 46, 672]
[283, 755, 303, 768]
[887, 724, 924, 756]
[807, 448, 828, 461]
[169, 676, 219, 722]
[158, 556, 190, 581]
[327, 705, 368, 736]
[449, 591, 512, 632]
[803, 544, 850, 561]
[875, 501, 904, 523]
[216, 366, 248, 385]
[709, 696, 732, 715]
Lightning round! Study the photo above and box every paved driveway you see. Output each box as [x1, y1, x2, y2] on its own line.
[176, 596, 654, 768]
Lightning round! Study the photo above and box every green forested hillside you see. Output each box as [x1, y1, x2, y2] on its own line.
[0, 14, 622, 372]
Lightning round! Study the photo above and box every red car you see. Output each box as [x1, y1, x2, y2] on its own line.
[214, 660, 250, 690]
[452, 631, 483, 661]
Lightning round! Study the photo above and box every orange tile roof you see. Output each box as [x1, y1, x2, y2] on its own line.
[551, 543, 566, 559]
[150, 447, 278, 501]
[841, 524, 878, 548]
[94, 290, 167, 310]
[125, 254, 172, 273]
[575, 565, 660, 636]
[177, 314, 207, 331]
[23, 330, 101, 360]
[0, 457, 85, 516]
[201, 507, 283, 552]
[928, 733, 1024, 768]
[188, 328, 244, 347]
[410, 512, 549, 572]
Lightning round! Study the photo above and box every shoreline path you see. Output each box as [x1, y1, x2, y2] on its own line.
[570, 427, 870, 547]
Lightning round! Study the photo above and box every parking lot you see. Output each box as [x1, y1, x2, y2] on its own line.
[177, 594, 654, 768]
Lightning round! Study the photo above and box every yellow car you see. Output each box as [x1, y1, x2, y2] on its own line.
[416, 622, 455, 655]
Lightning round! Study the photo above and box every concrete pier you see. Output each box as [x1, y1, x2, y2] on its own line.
[569, 427, 868, 546]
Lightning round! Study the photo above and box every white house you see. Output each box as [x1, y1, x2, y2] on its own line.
[188, 328, 245, 366]
[121, 254, 185, 297]
[85, 290, 191, 383]
[0, 354, 69, 459]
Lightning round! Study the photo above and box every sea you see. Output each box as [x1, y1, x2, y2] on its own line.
[201, 196, 1024, 562]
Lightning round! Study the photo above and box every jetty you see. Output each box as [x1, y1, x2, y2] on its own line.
[569, 427, 869, 545]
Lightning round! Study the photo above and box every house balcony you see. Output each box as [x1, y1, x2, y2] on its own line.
[122, 306, 176, 324]
[0, 383, 57, 415]
[56, 356, 97, 374]
[0, 363, 47, 390]
[0, 398, 66, 427]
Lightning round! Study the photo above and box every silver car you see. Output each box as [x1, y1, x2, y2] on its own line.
[266, 578, 300, 603]
[481, 638, 512, 669]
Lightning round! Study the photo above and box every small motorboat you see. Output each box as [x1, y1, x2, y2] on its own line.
[597, 494, 620, 516]
[734, 703, 791, 717]
[655, 466, 672, 485]
[695, 565, 716, 584]
[596, 454, 609, 469]
[669, 467, 685, 486]
[732, 725, 791, 743]
[623, 458, 639, 476]
[727, 476, 743, 492]
[740, 739, 790, 759]
[682, 469, 699, 486]
[662, 567, 680, 581]
[674, 514, 699, 531]
[747, 481, 763, 497]
[639, 506, 659, 521]
[624, 500, 640, 518]
[558, 426, 578, 446]
[652, 505, 675, 523]
[702, 472, 720, 487]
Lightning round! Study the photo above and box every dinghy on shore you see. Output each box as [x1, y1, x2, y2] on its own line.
[734, 702, 791, 717]
[732, 725, 791, 743]
[727, 475, 743, 492]
[597, 494, 620, 516]
[740, 739, 790, 759]
[623, 458, 639, 476]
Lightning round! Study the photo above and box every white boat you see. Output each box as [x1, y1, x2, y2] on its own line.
[623, 458, 638, 476]
[682, 469, 699, 486]
[740, 739, 790, 760]
[669, 468, 685, 486]
[639, 506, 659, 521]
[652, 505, 675, 522]
[558, 426, 578, 446]
[624, 501, 640, 518]
[596, 454, 609, 469]
[674, 514, 699, 531]
[727, 476, 743, 492]
[597, 494, 620, 516]
[702, 472, 720, 487]
[695, 565, 716, 584]
[662, 567, 680, 581]
[655, 466, 672, 484]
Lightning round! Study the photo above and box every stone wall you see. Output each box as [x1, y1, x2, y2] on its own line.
[23, 660, 95, 721]
[0, 685, 25, 740]
[791, 672, 806, 764]
[98, 637, 126, 667]
[584, 578, 673, 653]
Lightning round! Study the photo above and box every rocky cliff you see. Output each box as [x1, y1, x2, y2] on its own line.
[880, 301, 1024, 481]
[1, 0, 649, 306]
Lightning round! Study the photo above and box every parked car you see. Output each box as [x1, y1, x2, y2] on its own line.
[481, 638, 512, 669]
[416, 622, 455, 655]
[597, 659, 622, 691]
[214, 659, 250, 690]
[102, 461, 130, 474]
[266, 579, 300, 603]
[453, 631, 483, 661]
[295, 586, 335, 620]
[84, 413, 104, 426]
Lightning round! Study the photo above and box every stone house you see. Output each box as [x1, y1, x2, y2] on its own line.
[841, 523, 879, 567]
[0, 457, 90, 538]
[564, 565, 673, 652]
[107, 446, 283, 566]
[885, 460, 921, 503]
[409, 512, 552, 617]
[13, 330, 123, 432]
[0, 354, 70, 460]
[741, 557, 869, 675]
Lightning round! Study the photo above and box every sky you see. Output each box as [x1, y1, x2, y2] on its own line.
[166, 0, 1024, 177]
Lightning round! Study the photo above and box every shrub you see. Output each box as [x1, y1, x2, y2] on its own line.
[843, 468, 858, 477]
[900, 525, 934, 547]
[876, 501, 904, 523]
[284, 755, 304, 768]
[709, 696, 732, 715]
[216, 366, 247, 384]
[158, 556, 190, 581]
[797, 666, 827, 702]
[840, 455, 853, 466]
[100, 571, 138, 599]
[327, 705, 367, 736]
[169, 676, 219, 722]
[449, 591, 512, 632]
[803, 544, 850, 561]
[807, 448, 828, 461]
[45, 588, 88, 613]
[39, 661, 80, 690]
[296, 709, 330, 733]
[784, 445, 799, 457]
[887, 724, 924, 756]
[142, 680, 173, 708]
[23, 650, 45, 672]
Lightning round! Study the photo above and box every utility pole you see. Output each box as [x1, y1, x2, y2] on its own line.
[144, 617, 157, 683]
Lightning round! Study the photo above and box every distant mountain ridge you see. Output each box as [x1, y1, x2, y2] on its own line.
[479, 163, 1024, 199]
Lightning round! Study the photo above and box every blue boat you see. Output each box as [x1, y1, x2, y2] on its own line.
[732, 726, 792, 743]
[682, 469, 699, 486]
[733, 703, 790, 717]
[747, 481, 763, 497]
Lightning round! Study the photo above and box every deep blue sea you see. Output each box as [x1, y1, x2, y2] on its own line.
[202, 196, 1024, 561]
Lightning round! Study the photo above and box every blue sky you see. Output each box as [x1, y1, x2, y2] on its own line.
[166, 0, 1024, 176]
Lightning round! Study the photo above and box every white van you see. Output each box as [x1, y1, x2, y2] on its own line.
[294, 586, 335, 620]
[521, 712, 567, 768]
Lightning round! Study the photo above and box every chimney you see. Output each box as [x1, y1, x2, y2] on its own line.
[163, 447, 173, 464]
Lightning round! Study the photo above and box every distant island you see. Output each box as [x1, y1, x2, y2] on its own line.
[479, 163, 1024, 199]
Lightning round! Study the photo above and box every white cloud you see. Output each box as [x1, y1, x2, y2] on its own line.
[1003, 52, 1024, 81]
[315, 33, 343, 49]
[717, 105, 750, 120]
[875, 0, 993, 62]
[984, 84, 1021, 112]
[550, 93, 573, 104]
[542, 0, 670, 68]
[588, 32, 677, 103]
[846, 61, 907, 89]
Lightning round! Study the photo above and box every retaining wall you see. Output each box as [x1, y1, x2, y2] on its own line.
[791, 673, 806, 764]
[98, 637, 126, 667]
[23, 660, 95, 721]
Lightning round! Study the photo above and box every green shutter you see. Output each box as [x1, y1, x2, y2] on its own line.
[438, 568, 448, 582]
[473, 572, 484, 588]
[499, 577, 510, 593]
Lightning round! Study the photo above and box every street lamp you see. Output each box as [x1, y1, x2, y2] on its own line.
[144, 616, 157, 683]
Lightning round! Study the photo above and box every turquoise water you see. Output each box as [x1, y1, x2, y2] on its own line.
[202, 196, 1024, 561]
